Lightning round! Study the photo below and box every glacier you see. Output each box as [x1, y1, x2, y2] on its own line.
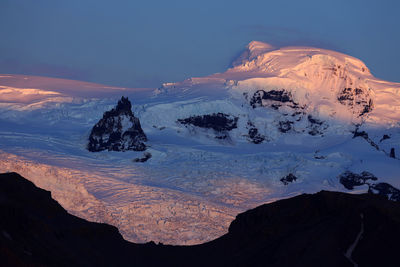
[0, 41, 399, 245]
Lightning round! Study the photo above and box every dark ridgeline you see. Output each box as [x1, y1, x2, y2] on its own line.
[2, 172, 400, 267]
[87, 97, 147, 152]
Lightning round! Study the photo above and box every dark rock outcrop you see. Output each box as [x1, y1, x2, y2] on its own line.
[338, 171, 400, 202]
[177, 113, 238, 132]
[248, 90, 334, 136]
[87, 97, 147, 152]
[280, 173, 297, 185]
[133, 152, 152, 163]
[337, 87, 373, 117]
[368, 183, 400, 202]
[352, 129, 380, 150]
[249, 89, 299, 109]
[278, 120, 293, 133]
[352, 129, 397, 160]
[390, 148, 396, 158]
[246, 121, 265, 144]
[339, 171, 378, 190]
[3, 172, 400, 267]
[247, 127, 265, 144]
[353, 129, 369, 139]
[307, 114, 323, 125]
[380, 134, 390, 142]
[307, 115, 327, 136]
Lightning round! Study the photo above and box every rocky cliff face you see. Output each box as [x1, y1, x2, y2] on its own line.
[87, 97, 147, 152]
[337, 87, 374, 117]
[177, 113, 238, 140]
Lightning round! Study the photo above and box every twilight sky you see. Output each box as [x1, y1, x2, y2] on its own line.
[1, 0, 399, 88]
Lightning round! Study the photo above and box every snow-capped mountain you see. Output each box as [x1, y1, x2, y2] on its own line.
[158, 41, 398, 126]
[0, 41, 399, 245]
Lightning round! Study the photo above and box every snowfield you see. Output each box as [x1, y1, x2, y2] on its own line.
[0, 41, 399, 244]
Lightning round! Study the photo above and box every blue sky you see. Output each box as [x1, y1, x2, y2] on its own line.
[1, 0, 399, 87]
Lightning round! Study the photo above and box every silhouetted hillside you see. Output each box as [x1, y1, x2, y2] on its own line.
[1, 172, 400, 267]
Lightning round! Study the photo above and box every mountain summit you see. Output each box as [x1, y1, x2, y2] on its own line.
[87, 96, 147, 152]
[159, 41, 400, 127]
[231, 41, 276, 66]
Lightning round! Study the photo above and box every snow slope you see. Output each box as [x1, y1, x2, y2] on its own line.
[0, 42, 399, 244]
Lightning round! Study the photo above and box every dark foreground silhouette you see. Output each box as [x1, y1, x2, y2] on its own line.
[1, 172, 400, 267]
